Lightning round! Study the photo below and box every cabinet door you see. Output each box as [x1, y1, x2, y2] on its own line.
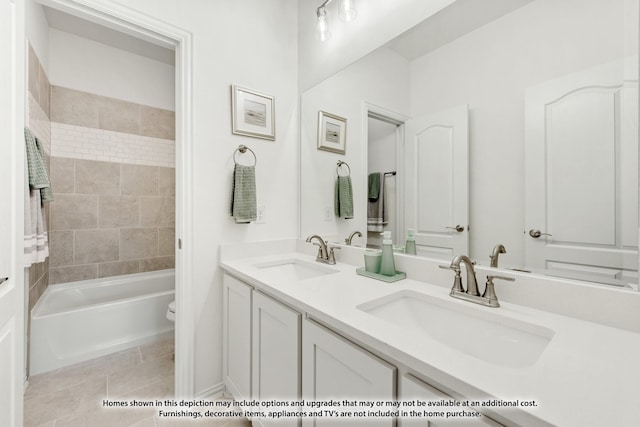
[399, 374, 502, 426]
[223, 274, 252, 401]
[252, 291, 301, 427]
[302, 319, 396, 427]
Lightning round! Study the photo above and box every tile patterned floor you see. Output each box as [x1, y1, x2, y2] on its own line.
[24, 336, 251, 426]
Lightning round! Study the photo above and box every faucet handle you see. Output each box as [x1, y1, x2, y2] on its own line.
[440, 265, 464, 293]
[487, 275, 515, 283]
[439, 264, 460, 272]
[327, 245, 340, 264]
[483, 275, 515, 305]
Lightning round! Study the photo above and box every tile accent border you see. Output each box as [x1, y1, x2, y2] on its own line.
[51, 122, 175, 168]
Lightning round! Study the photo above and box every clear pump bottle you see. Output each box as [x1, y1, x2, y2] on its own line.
[405, 229, 417, 255]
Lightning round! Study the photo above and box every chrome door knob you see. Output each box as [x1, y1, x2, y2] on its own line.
[529, 229, 552, 238]
[445, 225, 465, 233]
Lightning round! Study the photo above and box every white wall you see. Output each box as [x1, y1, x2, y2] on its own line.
[408, 0, 631, 267]
[25, 0, 49, 70]
[300, 47, 409, 243]
[48, 29, 175, 110]
[297, 0, 455, 91]
[96, 0, 300, 396]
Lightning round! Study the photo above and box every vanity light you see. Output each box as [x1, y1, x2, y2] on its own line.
[339, 0, 357, 22]
[316, 6, 331, 41]
[315, 0, 358, 42]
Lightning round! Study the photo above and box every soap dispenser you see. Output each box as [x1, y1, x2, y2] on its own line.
[379, 231, 397, 276]
[405, 229, 417, 255]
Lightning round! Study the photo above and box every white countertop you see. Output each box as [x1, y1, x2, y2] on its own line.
[220, 241, 640, 427]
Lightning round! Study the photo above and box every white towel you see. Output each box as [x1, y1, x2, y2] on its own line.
[367, 172, 387, 232]
[24, 151, 49, 266]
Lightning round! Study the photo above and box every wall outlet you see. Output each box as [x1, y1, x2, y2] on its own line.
[256, 204, 266, 224]
[323, 204, 333, 221]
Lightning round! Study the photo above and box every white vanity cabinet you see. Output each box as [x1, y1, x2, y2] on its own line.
[252, 290, 301, 427]
[302, 319, 396, 427]
[223, 274, 252, 402]
[399, 374, 502, 427]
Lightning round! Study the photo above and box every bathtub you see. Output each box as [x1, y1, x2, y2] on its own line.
[30, 269, 175, 375]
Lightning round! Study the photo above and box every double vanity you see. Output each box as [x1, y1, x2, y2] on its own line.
[220, 239, 640, 426]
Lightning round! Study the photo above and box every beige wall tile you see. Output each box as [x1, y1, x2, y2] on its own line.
[50, 86, 100, 128]
[158, 227, 175, 256]
[75, 229, 119, 264]
[75, 159, 120, 195]
[140, 197, 174, 227]
[140, 106, 175, 140]
[49, 230, 74, 267]
[39, 63, 50, 117]
[158, 167, 175, 195]
[98, 195, 139, 228]
[120, 228, 158, 260]
[98, 260, 140, 278]
[139, 256, 174, 273]
[50, 157, 75, 193]
[50, 194, 98, 230]
[28, 44, 39, 102]
[50, 264, 97, 285]
[121, 164, 158, 196]
[99, 96, 140, 134]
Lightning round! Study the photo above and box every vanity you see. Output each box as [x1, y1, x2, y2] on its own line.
[220, 239, 640, 427]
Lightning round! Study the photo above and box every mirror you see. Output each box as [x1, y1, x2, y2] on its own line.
[300, 0, 639, 290]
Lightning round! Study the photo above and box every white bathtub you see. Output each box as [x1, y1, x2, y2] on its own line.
[30, 269, 175, 375]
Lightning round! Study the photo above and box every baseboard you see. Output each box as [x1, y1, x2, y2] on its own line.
[195, 382, 225, 400]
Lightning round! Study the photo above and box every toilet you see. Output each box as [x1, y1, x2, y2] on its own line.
[166, 300, 176, 322]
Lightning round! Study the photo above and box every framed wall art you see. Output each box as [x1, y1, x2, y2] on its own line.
[317, 110, 347, 154]
[231, 85, 275, 140]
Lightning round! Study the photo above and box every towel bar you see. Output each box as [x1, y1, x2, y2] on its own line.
[234, 144, 257, 166]
[336, 160, 351, 176]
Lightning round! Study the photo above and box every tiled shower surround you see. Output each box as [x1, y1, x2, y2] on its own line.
[48, 87, 176, 284]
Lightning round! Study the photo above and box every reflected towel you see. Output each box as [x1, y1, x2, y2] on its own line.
[368, 173, 380, 201]
[230, 164, 257, 224]
[367, 172, 386, 232]
[334, 175, 354, 219]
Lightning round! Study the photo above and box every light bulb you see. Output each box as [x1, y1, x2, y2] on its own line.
[316, 7, 331, 41]
[339, 0, 357, 22]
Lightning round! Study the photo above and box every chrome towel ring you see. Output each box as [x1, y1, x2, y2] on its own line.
[336, 160, 351, 176]
[234, 144, 257, 166]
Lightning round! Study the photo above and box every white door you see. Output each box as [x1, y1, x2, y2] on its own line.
[0, 0, 24, 426]
[252, 291, 301, 427]
[404, 105, 469, 259]
[525, 60, 638, 283]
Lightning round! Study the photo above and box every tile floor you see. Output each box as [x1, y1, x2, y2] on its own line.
[24, 335, 251, 426]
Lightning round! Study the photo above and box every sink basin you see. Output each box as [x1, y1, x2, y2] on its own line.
[357, 290, 554, 368]
[254, 259, 339, 280]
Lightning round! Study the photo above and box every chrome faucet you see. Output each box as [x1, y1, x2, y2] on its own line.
[489, 244, 506, 267]
[440, 254, 514, 307]
[345, 230, 363, 245]
[306, 234, 339, 265]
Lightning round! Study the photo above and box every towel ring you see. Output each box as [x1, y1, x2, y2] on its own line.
[234, 144, 257, 166]
[336, 160, 350, 177]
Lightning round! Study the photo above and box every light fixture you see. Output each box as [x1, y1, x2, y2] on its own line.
[315, 0, 357, 42]
[338, 0, 357, 22]
[316, 6, 331, 41]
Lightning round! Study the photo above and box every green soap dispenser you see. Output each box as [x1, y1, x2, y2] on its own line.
[379, 231, 397, 276]
[405, 229, 417, 255]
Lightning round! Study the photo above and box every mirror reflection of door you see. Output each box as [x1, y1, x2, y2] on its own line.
[367, 114, 402, 248]
[525, 60, 639, 286]
[404, 105, 469, 259]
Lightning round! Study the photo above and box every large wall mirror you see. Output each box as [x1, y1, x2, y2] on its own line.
[300, 0, 639, 291]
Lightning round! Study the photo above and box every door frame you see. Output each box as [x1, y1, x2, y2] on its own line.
[33, 0, 195, 397]
[361, 102, 409, 244]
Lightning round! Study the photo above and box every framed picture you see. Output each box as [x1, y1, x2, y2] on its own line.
[231, 85, 275, 140]
[317, 110, 347, 154]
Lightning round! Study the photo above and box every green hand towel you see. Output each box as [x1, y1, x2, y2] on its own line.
[334, 175, 354, 219]
[24, 127, 54, 203]
[368, 173, 380, 201]
[230, 164, 257, 224]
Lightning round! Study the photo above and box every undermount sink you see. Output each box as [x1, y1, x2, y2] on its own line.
[254, 259, 339, 280]
[357, 290, 554, 368]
